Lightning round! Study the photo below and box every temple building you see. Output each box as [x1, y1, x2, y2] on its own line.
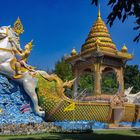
[65, 8, 133, 97]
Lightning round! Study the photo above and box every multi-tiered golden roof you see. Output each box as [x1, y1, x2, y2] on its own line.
[66, 7, 133, 62]
[81, 8, 116, 53]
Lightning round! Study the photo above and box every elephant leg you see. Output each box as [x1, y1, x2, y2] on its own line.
[23, 77, 45, 117]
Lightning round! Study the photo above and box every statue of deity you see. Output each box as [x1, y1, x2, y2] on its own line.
[12, 40, 35, 78]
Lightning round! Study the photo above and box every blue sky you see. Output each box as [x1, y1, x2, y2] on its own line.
[0, 0, 139, 70]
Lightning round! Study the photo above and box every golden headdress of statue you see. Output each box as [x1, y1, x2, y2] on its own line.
[13, 17, 24, 36]
[26, 40, 33, 51]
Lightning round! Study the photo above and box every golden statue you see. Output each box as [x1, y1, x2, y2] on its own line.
[13, 40, 34, 78]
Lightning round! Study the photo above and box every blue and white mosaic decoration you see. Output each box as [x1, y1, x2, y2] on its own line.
[0, 75, 43, 124]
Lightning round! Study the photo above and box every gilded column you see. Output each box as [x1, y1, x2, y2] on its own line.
[116, 67, 124, 95]
[94, 63, 101, 95]
[120, 67, 124, 95]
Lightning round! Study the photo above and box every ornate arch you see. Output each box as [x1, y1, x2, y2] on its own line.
[100, 66, 119, 94]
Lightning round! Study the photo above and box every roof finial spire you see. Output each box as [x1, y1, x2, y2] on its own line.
[98, 3, 101, 19]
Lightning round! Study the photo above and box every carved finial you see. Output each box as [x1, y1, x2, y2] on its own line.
[121, 43, 128, 53]
[98, 4, 101, 19]
[71, 48, 77, 56]
[13, 17, 24, 36]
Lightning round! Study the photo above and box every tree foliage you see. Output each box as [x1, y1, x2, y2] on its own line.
[124, 65, 140, 93]
[91, 0, 140, 42]
[78, 73, 94, 95]
[101, 72, 118, 94]
[54, 57, 73, 81]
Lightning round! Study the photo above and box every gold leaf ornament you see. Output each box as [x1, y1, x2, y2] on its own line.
[13, 17, 24, 35]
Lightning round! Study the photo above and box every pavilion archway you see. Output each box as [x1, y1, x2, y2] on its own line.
[100, 67, 119, 95]
[73, 67, 95, 98]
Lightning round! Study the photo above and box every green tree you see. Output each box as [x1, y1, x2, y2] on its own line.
[91, 0, 140, 42]
[54, 57, 74, 97]
[78, 74, 94, 95]
[54, 57, 73, 81]
[101, 72, 118, 94]
[124, 65, 140, 93]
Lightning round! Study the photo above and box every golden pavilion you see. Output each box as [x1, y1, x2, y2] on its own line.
[66, 8, 133, 97]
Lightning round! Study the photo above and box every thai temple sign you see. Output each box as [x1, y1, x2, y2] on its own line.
[0, 8, 140, 124]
